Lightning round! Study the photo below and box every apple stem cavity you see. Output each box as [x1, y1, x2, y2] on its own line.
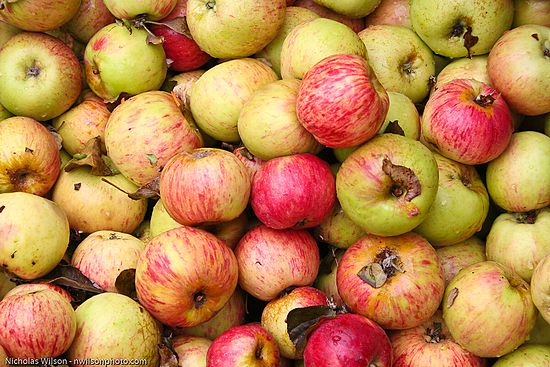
[424, 322, 445, 344]
[254, 343, 264, 360]
[474, 94, 496, 107]
[515, 211, 537, 224]
[382, 157, 421, 202]
[357, 247, 405, 288]
[193, 291, 206, 308]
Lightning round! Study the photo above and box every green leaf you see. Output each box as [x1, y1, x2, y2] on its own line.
[146, 153, 158, 166]
[357, 263, 388, 288]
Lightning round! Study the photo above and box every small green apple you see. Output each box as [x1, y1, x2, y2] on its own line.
[314, 204, 366, 249]
[312, 0, 381, 18]
[378, 92, 420, 140]
[492, 344, 550, 366]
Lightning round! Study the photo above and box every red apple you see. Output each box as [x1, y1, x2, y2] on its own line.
[365, 0, 411, 28]
[294, 0, 365, 32]
[63, 0, 116, 43]
[172, 335, 212, 366]
[5, 283, 73, 303]
[135, 226, 239, 327]
[0, 0, 81, 32]
[303, 313, 393, 367]
[421, 79, 513, 165]
[436, 237, 487, 286]
[337, 233, 445, 329]
[235, 225, 320, 301]
[251, 153, 336, 229]
[296, 54, 389, 148]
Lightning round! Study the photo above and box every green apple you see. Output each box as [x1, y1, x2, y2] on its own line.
[0, 0, 80, 32]
[150, 199, 181, 237]
[187, 0, 286, 58]
[280, 18, 367, 80]
[436, 237, 486, 286]
[63, 0, 116, 43]
[102, 0, 177, 21]
[0, 32, 82, 121]
[0, 20, 21, 48]
[410, 0, 514, 58]
[313, 203, 366, 249]
[378, 92, 420, 140]
[333, 146, 359, 163]
[414, 153, 489, 246]
[0, 103, 12, 122]
[545, 114, 550, 136]
[493, 344, 550, 366]
[256, 6, 319, 76]
[513, 0, 550, 27]
[312, 0, 382, 18]
[314, 249, 344, 307]
[358, 25, 435, 103]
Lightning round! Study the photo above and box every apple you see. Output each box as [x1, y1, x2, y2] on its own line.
[294, 0, 365, 32]
[232, 147, 266, 181]
[488, 24, 550, 116]
[421, 79, 513, 165]
[0, 20, 20, 47]
[358, 25, 435, 103]
[442, 261, 537, 357]
[436, 237, 486, 286]
[251, 153, 336, 229]
[235, 225, 320, 301]
[0, 288, 76, 357]
[186, 0, 286, 59]
[105, 90, 203, 186]
[314, 249, 345, 306]
[163, 69, 205, 109]
[414, 153, 489, 246]
[199, 213, 249, 250]
[5, 283, 73, 303]
[261, 287, 327, 359]
[71, 230, 145, 292]
[256, 7, 319, 76]
[160, 148, 251, 226]
[189, 58, 278, 142]
[531, 253, 550, 324]
[0, 116, 61, 196]
[149, 199, 182, 237]
[378, 92, 421, 140]
[365, 0, 412, 28]
[176, 288, 246, 340]
[52, 98, 111, 156]
[513, 0, 550, 27]
[103, 0, 177, 20]
[63, 0, 116, 43]
[280, 18, 367, 80]
[296, 54, 389, 148]
[314, 203, 366, 249]
[67, 293, 161, 365]
[0, 192, 69, 280]
[0, 32, 82, 121]
[433, 56, 490, 93]
[0, 0, 81, 32]
[337, 233, 445, 329]
[52, 167, 148, 234]
[206, 323, 280, 367]
[172, 335, 212, 366]
[238, 79, 321, 160]
[410, 0, 514, 58]
[486, 131, 550, 212]
[311, 0, 380, 18]
[492, 344, 550, 366]
[526, 313, 550, 345]
[336, 133, 439, 237]
[136, 226, 238, 327]
[84, 22, 167, 102]
[303, 313, 393, 367]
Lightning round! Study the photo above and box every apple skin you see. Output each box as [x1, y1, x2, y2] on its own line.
[434, 56, 490, 93]
[414, 153, 489, 247]
[303, 313, 393, 367]
[436, 237, 486, 286]
[63, 0, 116, 43]
[493, 344, 550, 366]
[189, 58, 278, 142]
[163, 69, 205, 109]
[513, 0, 550, 27]
[235, 225, 320, 301]
[280, 18, 367, 80]
[84, 23, 167, 102]
[442, 261, 537, 358]
[105, 90, 203, 186]
[103, 0, 177, 20]
[0, 20, 21, 47]
[0, 103, 11, 122]
[486, 131, 550, 212]
[71, 231, 145, 292]
[172, 335, 212, 367]
[311, 0, 381, 18]
[186, 0, 286, 59]
[256, 7, 319, 76]
[0, 32, 82, 121]
[67, 293, 161, 366]
[487, 209, 550, 282]
[378, 92, 421, 140]
[261, 287, 328, 359]
[526, 313, 550, 345]
[0, 0, 81, 32]
[160, 148, 251, 226]
[0, 192, 69, 280]
[238, 79, 321, 160]
[0, 116, 61, 196]
[337, 233, 445, 330]
[206, 323, 280, 367]
[358, 25, 435, 103]
[136, 226, 238, 327]
[531, 254, 550, 324]
[488, 25, 550, 116]
[232, 147, 266, 181]
[149, 199, 183, 237]
[251, 153, 336, 230]
[176, 288, 246, 340]
[410, 0, 514, 58]
[421, 79, 513, 165]
[0, 289, 76, 358]
[336, 133, 439, 237]
[294, 0, 365, 32]
[314, 250, 345, 307]
[314, 203, 366, 249]
[365, 0, 411, 28]
[52, 167, 147, 234]
[296, 54, 389, 148]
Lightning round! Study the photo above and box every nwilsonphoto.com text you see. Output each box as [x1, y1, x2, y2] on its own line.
[5, 358, 149, 366]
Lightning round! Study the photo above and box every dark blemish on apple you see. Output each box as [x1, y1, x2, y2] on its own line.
[74, 183, 82, 191]
[32, 261, 36, 266]
[385, 121, 405, 136]
[0, 205, 4, 213]
[254, 343, 264, 360]
[255, 261, 262, 266]
[25, 147, 34, 154]
[206, 1, 216, 10]
[532, 34, 539, 41]
[139, 306, 144, 313]
[10, 251, 16, 259]
[382, 158, 421, 202]
[463, 26, 478, 59]
[193, 291, 206, 308]
[516, 211, 537, 224]
[474, 94, 495, 107]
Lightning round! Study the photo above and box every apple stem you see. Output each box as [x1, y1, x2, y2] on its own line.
[100, 178, 131, 195]
[255, 343, 263, 360]
[474, 94, 495, 107]
[425, 322, 444, 343]
[193, 291, 206, 308]
[382, 157, 421, 202]
[205, 1, 216, 10]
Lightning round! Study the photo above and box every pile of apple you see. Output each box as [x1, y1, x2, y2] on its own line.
[1, 0, 550, 366]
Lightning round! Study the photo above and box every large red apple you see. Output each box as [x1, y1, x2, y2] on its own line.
[296, 54, 388, 148]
